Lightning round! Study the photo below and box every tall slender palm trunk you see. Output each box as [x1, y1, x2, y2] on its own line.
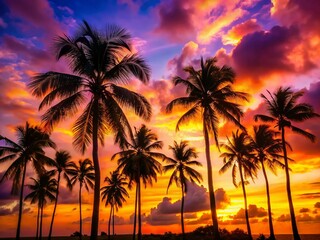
[108, 205, 112, 240]
[261, 161, 275, 240]
[36, 202, 40, 239]
[79, 183, 83, 240]
[181, 183, 185, 240]
[91, 99, 101, 240]
[16, 161, 27, 239]
[281, 127, 300, 240]
[40, 203, 44, 240]
[48, 172, 61, 239]
[138, 180, 142, 240]
[203, 120, 221, 240]
[133, 184, 138, 240]
[112, 205, 115, 238]
[239, 164, 252, 240]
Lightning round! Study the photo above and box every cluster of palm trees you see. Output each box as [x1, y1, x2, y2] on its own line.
[166, 60, 319, 240]
[0, 20, 318, 240]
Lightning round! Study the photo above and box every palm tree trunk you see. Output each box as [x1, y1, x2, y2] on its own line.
[91, 98, 100, 240]
[261, 161, 275, 240]
[79, 182, 83, 240]
[138, 179, 142, 240]
[112, 205, 115, 238]
[281, 127, 300, 240]
[203, 120, 221, 240]
[108, 205, 112, 240]
[239, 164, 252, 240]
[16, 160, 27, 239]
[181, 183, 185, 240]
[48, 171, 61, 239]
[132, 184, 138, 240]
[40, 203, 43, 240]
[36, 202, 40, 239]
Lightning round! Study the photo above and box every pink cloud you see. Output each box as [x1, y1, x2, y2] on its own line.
[167, 41, 199, 77]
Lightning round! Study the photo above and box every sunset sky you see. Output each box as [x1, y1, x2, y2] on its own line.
[0, 0, 320, 237]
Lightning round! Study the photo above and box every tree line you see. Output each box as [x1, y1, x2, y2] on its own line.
[0, 21, 318, 240]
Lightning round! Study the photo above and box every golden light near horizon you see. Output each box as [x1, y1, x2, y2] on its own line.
[0, 0, 320, 239]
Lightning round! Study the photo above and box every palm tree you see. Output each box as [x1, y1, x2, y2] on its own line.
[112, 125, 164, 240]
[0, 122, 56, 239]
[219, 130, 257, 240]
[28, 21, 151, 239]
[69, 159, 95, 239]
[255, 87, 319, 240]
[48, 150, 77, 239]
[163, 140, 202, 240]
[25, 170, 57, 239]
[166, 57, 248, 240]
[101, 170, 129, 240]
[250, 125, 285, 240]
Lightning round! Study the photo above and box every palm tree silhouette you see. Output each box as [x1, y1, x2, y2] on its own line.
[166, 57, 248, 240]
[163, 140, 202, 240]
[28, 21, 151, 239]
[219, 130, 257, 240]
[0, 122, 56, 239]
[255, 87, 319, 240]
[25, 170, 57, 239]
[112, 125, 164, 240]
[48, 150, 77, 239]
[250, 124, 285, 240]
[101, 170, 129, 240]
[69, 159, 95, 240]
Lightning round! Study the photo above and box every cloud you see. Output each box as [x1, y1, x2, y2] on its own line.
[277, 214, 291, 222]
[0, 201, 30, 216]
[186, 213, 211, 225]
[154, 0, 258, 44]
[298, 192, 320, 199]
[145, 207, 180, 226]
[129, 212, 147, 224]
[57, 185, 88, 204]
[315, 202, 320, 209]
[300, 208, 310, 213]
[72, 216, 92, 224]
[232, 26, 312, 78]
[232, 205, 267, 219]
[271, 0, 320, 34]
[154, 1, 195, 42]
[222, 19, 262, 45]
[167, 41, 199, 77]
[144, 183, 230, 226]
[154, 183, 230, 215]
[296, 213, 320, 223]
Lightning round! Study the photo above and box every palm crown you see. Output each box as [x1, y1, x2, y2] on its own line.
[25, 170, 57, 207]
[166, 57, 248, 146]
[0, 122, 56, 194]
[113, 125, 164, 187]
[255, 87, 319, 142]
[164, 140, 202, 193]
[251, 125, 285, 172]
[28, 21, 151, 152]
[69, 159, 95, 190]
[219, 130, 257, 187]
[101, 170, 129, 211]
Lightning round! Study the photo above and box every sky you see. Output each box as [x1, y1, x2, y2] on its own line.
[0, 0, 320, 237]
